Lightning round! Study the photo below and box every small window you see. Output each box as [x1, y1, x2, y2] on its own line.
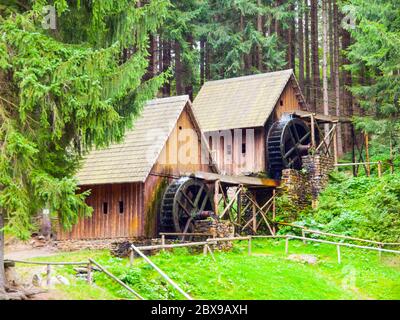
[280, 100, 284, 106]
[242, 143, 246, 154]
[119, 201, 124, 214]
[103, 202, 108, 214]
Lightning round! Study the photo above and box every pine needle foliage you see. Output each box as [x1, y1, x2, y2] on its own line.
[0, 0, 169, 238]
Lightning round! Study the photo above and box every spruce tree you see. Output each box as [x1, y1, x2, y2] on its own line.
[0, 0, 168, 297]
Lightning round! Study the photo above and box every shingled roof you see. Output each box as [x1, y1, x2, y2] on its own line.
[76, 96, 191, 186]
[193, 69, 304, 132]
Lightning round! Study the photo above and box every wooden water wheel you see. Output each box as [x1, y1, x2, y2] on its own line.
[267, 115, 312, 179]
[159, 178, 215, 233]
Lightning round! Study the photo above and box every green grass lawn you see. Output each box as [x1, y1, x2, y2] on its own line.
[26, 239, 400, 300]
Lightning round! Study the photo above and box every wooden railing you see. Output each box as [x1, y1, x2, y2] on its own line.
[8, 258, 144, 300]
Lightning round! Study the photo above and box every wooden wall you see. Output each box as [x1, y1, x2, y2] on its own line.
[273, 82, 303, 120]
[208, 127, 265, 176]
[154, 106, 213, 176]
[57, 183, 144, 240]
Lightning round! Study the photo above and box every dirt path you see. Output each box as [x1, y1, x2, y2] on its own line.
[5, 247, 58, 260]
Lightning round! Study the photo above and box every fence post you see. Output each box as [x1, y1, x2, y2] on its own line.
[378, 244, 383, 261]
[161, 234, 166, 252]
[301, 230, 307, 244]
[129, 248, 135, 267]
[248, 237, 252, 256]
[46, 264, 51, 286]
[378, 161, 382, 178]
[337, 245, 341, 264]
[87, 261, 93, 285]
[203, 245, 208, 256]
[285, 237, 289, 255]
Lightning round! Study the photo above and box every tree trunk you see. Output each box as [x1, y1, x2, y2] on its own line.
[322, 0, 329, 134]
[289, 3, 296, 72]
[328, 0, 335, 88]
[311, 0, 320, 112]
[175, 40, 184, 95]
[341, 16, 353, 151]
[298, 0, 305, 92]
[304, 0, 311, 102]
[333, 0, 343, 155]
[144, 34, 157, 81]
[0, 212, 6, 298]
[257, 0, 263, 71]
[200, 38, 205, 86]
[162, 39, 171, 96]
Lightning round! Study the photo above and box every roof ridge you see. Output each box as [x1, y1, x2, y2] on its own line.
[146, 95, 189, 105]
[203, 69, 293, 86]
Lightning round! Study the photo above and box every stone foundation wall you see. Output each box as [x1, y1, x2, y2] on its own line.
[280, 169, 311, 208]
[302, 154, 335, 198]
[279, 154, 335, 208]
[55, 238, 137, 251]
[194, 219, 235, 251]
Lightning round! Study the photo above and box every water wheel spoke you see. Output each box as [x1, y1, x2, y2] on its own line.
[292, 124, 301, 142]
[284, 145, 297, 159]
[176, 199, 192, 217]
[299, 131, 311, 144]
[199, 195, 208, 212]
[193, 185, 205, 208]
[179, 190, 195, 208]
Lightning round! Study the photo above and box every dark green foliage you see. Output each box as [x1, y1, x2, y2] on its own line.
[0, 1, 168, 238]
[198, 0, 286, 78]
[297, 171, 400, 243]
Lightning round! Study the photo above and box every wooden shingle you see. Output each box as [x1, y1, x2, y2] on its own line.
[193, 69, 302, 132]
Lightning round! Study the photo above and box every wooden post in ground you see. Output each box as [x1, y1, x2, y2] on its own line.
[161, 234, 166, 252]
[337, 245, 341, 264]
[129, 248, 134, 267]
[301, 230, 307, 244]
[203, 245, 208, 256]
[46, 264, 51, 286]
[87, 262, 93, 285]
[285, 237, 289, 255]
[248, 237, 252, 256]
[272, 189, 276, 235]
[378, 161, 382, 178]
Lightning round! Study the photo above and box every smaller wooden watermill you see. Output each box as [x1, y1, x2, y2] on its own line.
[159, 178, 216, 234]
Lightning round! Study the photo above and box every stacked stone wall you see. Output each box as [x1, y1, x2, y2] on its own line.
[279, 154, 335, 208]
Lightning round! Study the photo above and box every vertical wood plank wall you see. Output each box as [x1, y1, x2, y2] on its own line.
[208, 127, 265, 176]
[57, 183, 144, 240]
[274, 83, 303, 120]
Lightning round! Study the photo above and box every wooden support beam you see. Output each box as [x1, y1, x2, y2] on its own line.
[214, 180, 220, 216]
[311, 114, 316, 149]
